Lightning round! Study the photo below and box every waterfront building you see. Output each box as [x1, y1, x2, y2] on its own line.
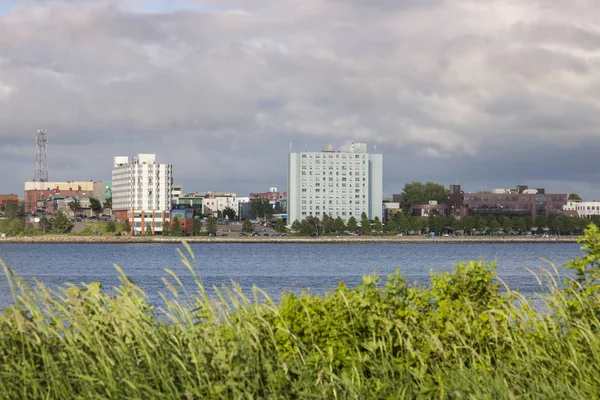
[564, 200, 600, 219]
[112, 154, 172, 234]
[24, 181, 95, 213]
[287, 143, 383, 224]
[448, 185, 567, 219]
[0, 194, 19, 210]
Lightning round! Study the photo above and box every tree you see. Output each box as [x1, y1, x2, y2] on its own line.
[360, 212, 371, 235]
[488, 217, 501, 235]
[106, 220, 116, 233]
[222, 206, 236, 220]
[290, 219, 302, 233]
[171, 217, 184, 236]
[401, 181, 448, 212]
[428, 214, 445, 235]
[193, 218, 202, 236]
[6, 218, 25, 236]
[384, 218, 396, 234]
[205, 217, 217, 236]
[145, 225, 153, 235]
[568, 193, 583, 201]
[38, 215, 52, 234]
[89, 197, 102, 215]
[53, 211, 73, 234]
[4, 201, 20, 221]
[500, 216, 513, 234]
[411, 217, 423, 234]
[102, 197, 112, 210]
[322, 214, 334, 234]
[512, 217, 526, 234]
[396, 213, 411, 234]
[373, 216, 383, 235]
[300, 216, 322, 236]
[242, 219, 254, 233]
[68, 198, 81, 217]
[275, 219, 287, 233]
[346, 216, 358, 233]
[333, 217, 346, 233]
[249, 198, 273, 220]
[162, 221, 171, 236]
[122, 219, 131, 234]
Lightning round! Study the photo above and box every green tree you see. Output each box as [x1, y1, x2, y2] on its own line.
[171, 217, 184, 236]
[322, 214, 334, 234]
[411, 217, 423, 234]
[428, 214, 445, 235]
[249, 198, 273, 220]
[500, 216, 513, 234]
[38, 215, 52, 234]
[222, 206, 236, 220]
[373, 216, 383, 235]
[290, 219, 301, 233]
[462, 216, 476, 235]
[216, 210, 223, 220]
[205, 217, 217, 236]
[488, 217, 501, 235]
[401, 181, 448, 212]
[242, 219, 254, 233]
[102, 197, 112, 210]
[384, 218, 396, 234]
[396, 213, 411, 234]
[360, 212, 371, 235]
[106, 220, 116, 233]
[53, 211, 73, 234]
[145, 225, 153, 235]
[122, 219, 131, 234]
[4, 201, 20, 221]
[6, 218, 25, 236]
[333, 217, 346, 233]
[300, 216, 322, 236]
[193, 218, 202, 236]
[89, 197, 102, 215]
[534, 215, 547, 231]
[346, 216, 358, 233]
[568, 193, 583, 201]
[523, 216, 533, 231]
[451, 216, 463, 234]
[67, 198, 81, 217]
[512, 217, 526, 234]
[162, 221, 171, 236]
[275, 219, 287, 233]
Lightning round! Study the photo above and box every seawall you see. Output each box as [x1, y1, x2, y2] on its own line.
[0, 235, 580, 244]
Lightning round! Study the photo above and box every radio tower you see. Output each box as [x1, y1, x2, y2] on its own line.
[34, 129, 49, 182]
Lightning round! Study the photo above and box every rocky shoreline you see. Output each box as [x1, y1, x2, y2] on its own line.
[0, 235, 580, 244]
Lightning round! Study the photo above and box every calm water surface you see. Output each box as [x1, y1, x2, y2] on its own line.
[0, 242, 584, 310]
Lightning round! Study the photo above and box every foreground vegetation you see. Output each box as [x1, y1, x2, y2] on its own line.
[2, 226, 600, 398]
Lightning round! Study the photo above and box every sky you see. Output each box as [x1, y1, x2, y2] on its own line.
[1, 0, 599, 199]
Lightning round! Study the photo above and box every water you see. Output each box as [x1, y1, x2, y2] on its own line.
[0, 242, 584, 311]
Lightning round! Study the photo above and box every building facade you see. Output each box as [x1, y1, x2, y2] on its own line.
[564, 201, 600, 219]
[288, 143, 383, 224]
[24, 181, 95, 213]
[112, 154, 172, 234]
[448, 185, 567, 219]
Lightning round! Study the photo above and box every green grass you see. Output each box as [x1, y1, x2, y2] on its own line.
[2, 226, 600, 398]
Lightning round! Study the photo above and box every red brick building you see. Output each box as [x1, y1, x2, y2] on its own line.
[0, 194, 19, 210]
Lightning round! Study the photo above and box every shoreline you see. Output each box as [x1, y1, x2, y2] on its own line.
[0, 235, 580, 244]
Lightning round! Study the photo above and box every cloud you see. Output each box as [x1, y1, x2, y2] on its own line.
[1, 0, 599, 199]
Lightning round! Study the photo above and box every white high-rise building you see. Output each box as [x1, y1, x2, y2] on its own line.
[287, 143, 382, 225]
[112, 154, 173, 234]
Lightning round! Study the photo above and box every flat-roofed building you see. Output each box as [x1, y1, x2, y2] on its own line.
[24, 181, 95, 213]
[288, 143, 383, 224]
[112, 154, 173, 235]
[564, 200, 600, 219]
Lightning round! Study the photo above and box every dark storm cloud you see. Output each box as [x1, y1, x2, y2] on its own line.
[0, 0, 599, 198]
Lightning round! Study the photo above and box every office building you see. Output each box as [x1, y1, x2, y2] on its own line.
[112, 154, 172, 234]
[287, 143, 383, 224]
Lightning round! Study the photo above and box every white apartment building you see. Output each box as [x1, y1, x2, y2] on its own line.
[288, 143, 383, 225]
[564, 201, 600, 219]
[112, 154, 173, 234]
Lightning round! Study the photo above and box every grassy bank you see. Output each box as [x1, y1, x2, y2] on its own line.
[1, 226, 600, 398]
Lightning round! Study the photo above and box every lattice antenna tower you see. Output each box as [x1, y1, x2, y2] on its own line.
[34, 129, 49, 182]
